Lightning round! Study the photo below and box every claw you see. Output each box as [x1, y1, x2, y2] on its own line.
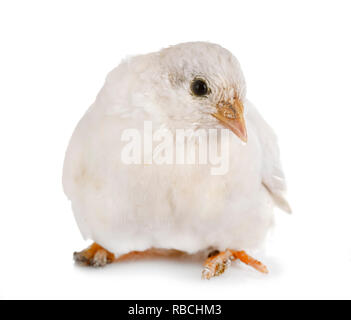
[201, 267, 212, 280]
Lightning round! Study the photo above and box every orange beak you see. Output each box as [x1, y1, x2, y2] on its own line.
[212, 99, 247, 143]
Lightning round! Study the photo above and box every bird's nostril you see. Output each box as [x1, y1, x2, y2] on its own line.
[218, 104, 237, 119]
[223, 108, 236, 119]
[217, 101, 237, 119]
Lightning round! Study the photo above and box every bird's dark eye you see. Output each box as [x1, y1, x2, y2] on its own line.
[191, 79, 208, 97]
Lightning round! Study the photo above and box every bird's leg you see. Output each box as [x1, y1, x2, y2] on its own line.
[74, 246, 183, 267]
[115, 248, 185, 262]
[202, 249, 268, 279]
[73, 243, 115, 267]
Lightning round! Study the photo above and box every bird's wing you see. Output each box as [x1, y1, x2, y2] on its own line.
[246, 101, 292, 213]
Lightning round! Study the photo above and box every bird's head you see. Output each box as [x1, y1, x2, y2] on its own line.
[153, 42, 248, 142]
[102, 42, 247, 142]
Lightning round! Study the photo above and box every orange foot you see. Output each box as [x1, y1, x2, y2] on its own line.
[202, 249, 268, 280]
[73, 243, 115, 267]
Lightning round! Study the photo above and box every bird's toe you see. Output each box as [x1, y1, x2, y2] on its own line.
[73, 243, 115, 268]
[91, 249, 108, 268]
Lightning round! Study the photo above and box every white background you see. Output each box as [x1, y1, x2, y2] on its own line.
[1, 0, 351, 300]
